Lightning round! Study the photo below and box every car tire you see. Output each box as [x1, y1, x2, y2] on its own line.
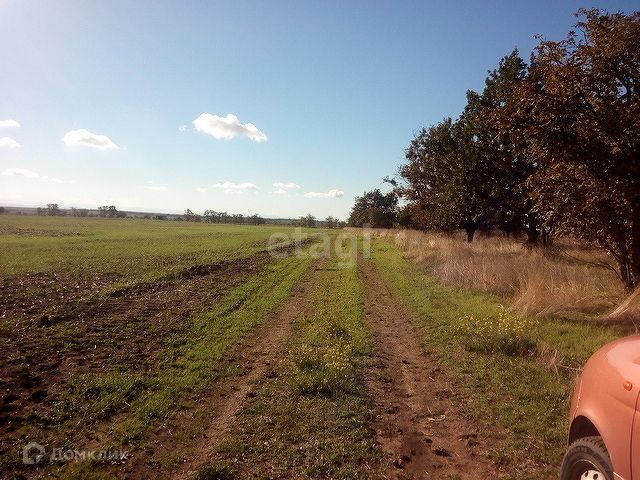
[560, 436, 614, 480]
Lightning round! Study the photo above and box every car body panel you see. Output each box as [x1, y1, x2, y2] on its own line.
[632, 391, 640, 480]
[569, 336, 640, 480]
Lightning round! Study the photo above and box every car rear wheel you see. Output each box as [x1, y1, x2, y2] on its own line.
[560, 436, 613, 480]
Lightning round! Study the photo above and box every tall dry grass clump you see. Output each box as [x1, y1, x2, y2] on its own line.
[363, 228, 624, 319]
[605, 287, 640, 323]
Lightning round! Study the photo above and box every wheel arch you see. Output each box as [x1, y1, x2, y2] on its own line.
[569, 415, 601, 445]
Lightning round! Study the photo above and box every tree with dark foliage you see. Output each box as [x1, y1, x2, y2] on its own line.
[348, 189, 397, 228]
[505, 9, 640, 289]
[299, 214, 316, 228]
[249, 213, 265, 225]
[396, 51, 535, 242]
[46, 203, 61, 216]
[465, 50, 544, 244]
[98, 205, 117, 218]
[183, 209, 201, 222]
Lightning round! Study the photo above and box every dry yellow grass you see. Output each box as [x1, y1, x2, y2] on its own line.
[352, 228, 625, 319]
[606, 286, 640, 323]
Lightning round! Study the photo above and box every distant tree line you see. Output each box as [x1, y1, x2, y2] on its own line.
[297, 214, 344, 228]
[36, 204, 66, 216]
[34, 204, 126, 218]
[97, 205, 126, 218]
[189, 210, 344, 227]
[323, 216, 344, 228]
[26, 204, 338, 228]
[349, 9, 640, 291]
[70, 207, 90, 217]
[194, 210, 265, 225]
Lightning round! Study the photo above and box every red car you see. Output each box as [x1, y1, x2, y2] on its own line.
[561, 335, 640, 480]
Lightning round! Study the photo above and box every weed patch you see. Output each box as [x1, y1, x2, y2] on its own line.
[291, 343, 355, 396]
[66, 372, 151, 420]
[457, 310, 538, 356]
[195, 463, 236, 480]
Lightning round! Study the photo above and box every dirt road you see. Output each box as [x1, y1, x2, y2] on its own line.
[166, 256, 327, 480]
[359, 256, 502, 479]
[159, 253, 503, 479]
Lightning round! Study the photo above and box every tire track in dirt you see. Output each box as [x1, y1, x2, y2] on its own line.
[359, 256, 502, 479]
[162, 255, 329, 480]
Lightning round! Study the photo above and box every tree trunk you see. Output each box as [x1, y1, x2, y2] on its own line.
[526, 216, 539, 246]
[465, 224, 476, 242]
[618, 258, 634, 293]
[629, 196, 640, 291]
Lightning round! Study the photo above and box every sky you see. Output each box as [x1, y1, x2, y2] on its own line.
[1, 0, 638, 220]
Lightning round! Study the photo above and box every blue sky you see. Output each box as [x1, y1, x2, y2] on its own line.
[1, 0, 637, 219]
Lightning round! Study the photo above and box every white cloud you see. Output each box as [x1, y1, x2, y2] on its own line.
[196, 187, 206, 193]
[45, 177, 64, 184]
[304, 189, 344, 198]
[0, 120, 20, 128]
[193, 113, 267, 142]
[272, 181, 300, 190]
[61, 129, 119, 150]
[3, 167, 38, 178]
[2, 167, 64, 183]
[178, 125, 188, 132]
[213, 181, 258, 193]
[273, 189, 288, 195]
[145, 185, 168, 191]
[0, 137, 20, 149]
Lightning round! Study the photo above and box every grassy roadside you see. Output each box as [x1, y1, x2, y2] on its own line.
[203, 256, 381, 479]
[6, 251, 316, 479]
[369, 238, 621, 479]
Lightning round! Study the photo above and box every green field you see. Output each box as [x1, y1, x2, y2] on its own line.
[0, 215, 317, 283]
[0, 215, 325, 478]
[0, 216, 629, 480]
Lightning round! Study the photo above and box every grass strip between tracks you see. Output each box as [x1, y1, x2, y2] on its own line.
[200, 255, 382, 480]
